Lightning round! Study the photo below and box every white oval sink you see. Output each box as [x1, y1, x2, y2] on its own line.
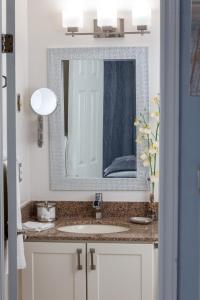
[57, 224, 129, 234]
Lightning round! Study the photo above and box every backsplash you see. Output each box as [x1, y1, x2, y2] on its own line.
[22, 201, 159, 222]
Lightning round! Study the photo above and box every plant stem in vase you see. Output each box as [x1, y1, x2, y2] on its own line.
[134, 95, 160, 220]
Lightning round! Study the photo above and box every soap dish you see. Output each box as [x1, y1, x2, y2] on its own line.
[129, 217, 153, 225]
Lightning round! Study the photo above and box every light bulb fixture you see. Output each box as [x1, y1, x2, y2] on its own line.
[62, 6, 84, 35]
[63, 6, 151, 38]
[97, 4, 117, 28]
[94, 18, 125, 38]
[132, 0, 152, 31]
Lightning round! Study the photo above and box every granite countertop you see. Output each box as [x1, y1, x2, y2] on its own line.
[24, 217, 158, 243]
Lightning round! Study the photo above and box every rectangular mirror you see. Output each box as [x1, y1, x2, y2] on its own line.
[63, 59, 136, 179]
[48, 47, 149, 191]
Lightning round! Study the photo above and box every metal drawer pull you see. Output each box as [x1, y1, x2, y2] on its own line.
[90, 248, 96, 270]
[2, 75, 7, 88]
[77, 248, 83, 270]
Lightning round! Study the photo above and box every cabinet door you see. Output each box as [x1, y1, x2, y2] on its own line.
[22, 242, 86, 300]
[87, 243, 154, 300]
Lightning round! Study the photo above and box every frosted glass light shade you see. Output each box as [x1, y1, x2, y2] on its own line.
[97, 5, 117, 27]
[132, 1, 152, 27]
[62, 8, 83, 28]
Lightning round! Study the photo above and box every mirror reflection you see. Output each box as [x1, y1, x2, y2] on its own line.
[62, 59, 137, 179]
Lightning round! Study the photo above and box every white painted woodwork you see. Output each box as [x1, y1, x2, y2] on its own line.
[154, 248, 159, 300]
[22, 242, 155, 300]
[22, 242, 86, 300]
[67, 59, 104, 178]
[87, 243, 154, 300]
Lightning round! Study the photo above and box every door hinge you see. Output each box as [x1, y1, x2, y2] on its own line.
[1, 34, 13, 53]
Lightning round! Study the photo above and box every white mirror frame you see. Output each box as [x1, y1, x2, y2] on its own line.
[48, 47, 149, 191]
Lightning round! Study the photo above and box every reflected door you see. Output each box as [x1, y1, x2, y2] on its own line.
[68, 60, 104, 178]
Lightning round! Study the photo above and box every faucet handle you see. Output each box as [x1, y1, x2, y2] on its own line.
[93, 193, 103, 208]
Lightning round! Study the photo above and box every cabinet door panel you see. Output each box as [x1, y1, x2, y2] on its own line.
[87, 243, 154, 300]
[22, 242, 86, 300]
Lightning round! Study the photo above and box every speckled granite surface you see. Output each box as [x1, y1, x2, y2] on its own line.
[22, 201, 158, 221]
[25, 219, 158, 242]
[22, 201, 158, 243]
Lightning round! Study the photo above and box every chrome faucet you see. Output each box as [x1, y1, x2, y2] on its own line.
[93, 193, 103, 220]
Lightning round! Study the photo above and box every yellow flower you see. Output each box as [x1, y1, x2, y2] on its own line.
[150, 111, 160, 120]
[135, 138, 142, 144]
[139, 125, 151, 135]
[140, 153, 147, 160]
[139, 127, 145, 133]
[134, 119, 140, 126]
[149, 146, 158, 155]
[143, 160, 150, 167]
[144, 128, 151, 134]
[143, 134, 149, 140]
[153, 141, 159, 148]
[151, 96, 160, 105]
[150, 175, 159, 183]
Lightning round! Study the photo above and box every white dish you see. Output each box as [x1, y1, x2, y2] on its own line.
[129, 217, 153, 225]
[57, 224, 129, 234]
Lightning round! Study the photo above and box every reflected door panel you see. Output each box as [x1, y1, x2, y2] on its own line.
[68, 60, 104, 178]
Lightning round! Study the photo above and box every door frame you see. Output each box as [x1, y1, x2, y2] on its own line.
[3, 0, 180, 299]
[7, 0, 18, 299]
[159, 0, 180, 299]
[0, 0, 4, 298]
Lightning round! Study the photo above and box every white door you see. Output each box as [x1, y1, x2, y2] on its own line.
[87, 243, 154, 300]
[22, 242, 86, 300]
[68, 59, 104, 178]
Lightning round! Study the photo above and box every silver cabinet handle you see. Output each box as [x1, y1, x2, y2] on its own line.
[90, 248, 96, 270]
[77, 249, 83, 270]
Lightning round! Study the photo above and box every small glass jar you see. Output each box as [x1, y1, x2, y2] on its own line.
[36, 201, 56, 222]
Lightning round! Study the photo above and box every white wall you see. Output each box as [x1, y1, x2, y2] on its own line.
[26, 0, 160, 202]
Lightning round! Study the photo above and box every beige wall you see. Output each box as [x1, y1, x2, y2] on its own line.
[16, 0, 160, 203]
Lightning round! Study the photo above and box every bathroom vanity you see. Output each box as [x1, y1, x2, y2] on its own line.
[22, 242, 155, 300]
[21, 201, 158, 300]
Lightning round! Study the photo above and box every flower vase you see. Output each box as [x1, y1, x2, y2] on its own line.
[146, 193, 158, 221]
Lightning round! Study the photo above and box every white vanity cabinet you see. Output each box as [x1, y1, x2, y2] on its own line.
[22, 242, 86, 300]
[87, 243, 154, 300]
[22, 242, 155, 300]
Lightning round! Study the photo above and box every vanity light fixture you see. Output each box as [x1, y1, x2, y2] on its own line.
[62, 9, 151, 38]
[62, 5, 84, 36]
[97, 4, 117, 28]
[132, 0, 152, 32]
